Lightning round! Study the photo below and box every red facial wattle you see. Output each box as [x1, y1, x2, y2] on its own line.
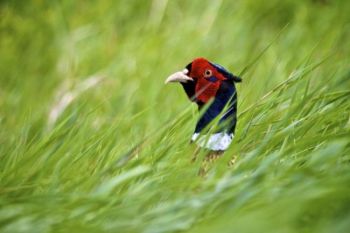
[189, 58, 226, 103]
[195, 77, 221, 103]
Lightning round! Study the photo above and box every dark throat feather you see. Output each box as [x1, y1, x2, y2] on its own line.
[194, 80, 238, 135]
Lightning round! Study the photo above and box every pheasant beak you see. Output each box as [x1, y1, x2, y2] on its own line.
[165, 69, 193, 84]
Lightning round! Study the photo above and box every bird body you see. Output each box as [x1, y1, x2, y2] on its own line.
[165, 58, 241, 151]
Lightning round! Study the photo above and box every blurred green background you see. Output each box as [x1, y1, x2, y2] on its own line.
[0, 0, 350, 233]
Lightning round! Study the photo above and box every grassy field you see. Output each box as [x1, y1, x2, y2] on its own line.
[1, 0, 350, 232]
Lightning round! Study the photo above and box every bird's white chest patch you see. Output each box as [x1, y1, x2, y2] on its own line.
[191, 132, 233, 151]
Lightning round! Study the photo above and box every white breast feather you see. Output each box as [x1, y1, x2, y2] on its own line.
[191, 132, 233, 151]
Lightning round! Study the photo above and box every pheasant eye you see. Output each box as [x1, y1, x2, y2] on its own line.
[204, 69, 212, 78]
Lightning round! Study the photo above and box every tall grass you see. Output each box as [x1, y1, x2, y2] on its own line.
[0, 0, 349, 232]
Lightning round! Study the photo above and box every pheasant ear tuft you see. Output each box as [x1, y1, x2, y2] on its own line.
[232, 75, 242, 83]
[209, 62, 241, 83]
